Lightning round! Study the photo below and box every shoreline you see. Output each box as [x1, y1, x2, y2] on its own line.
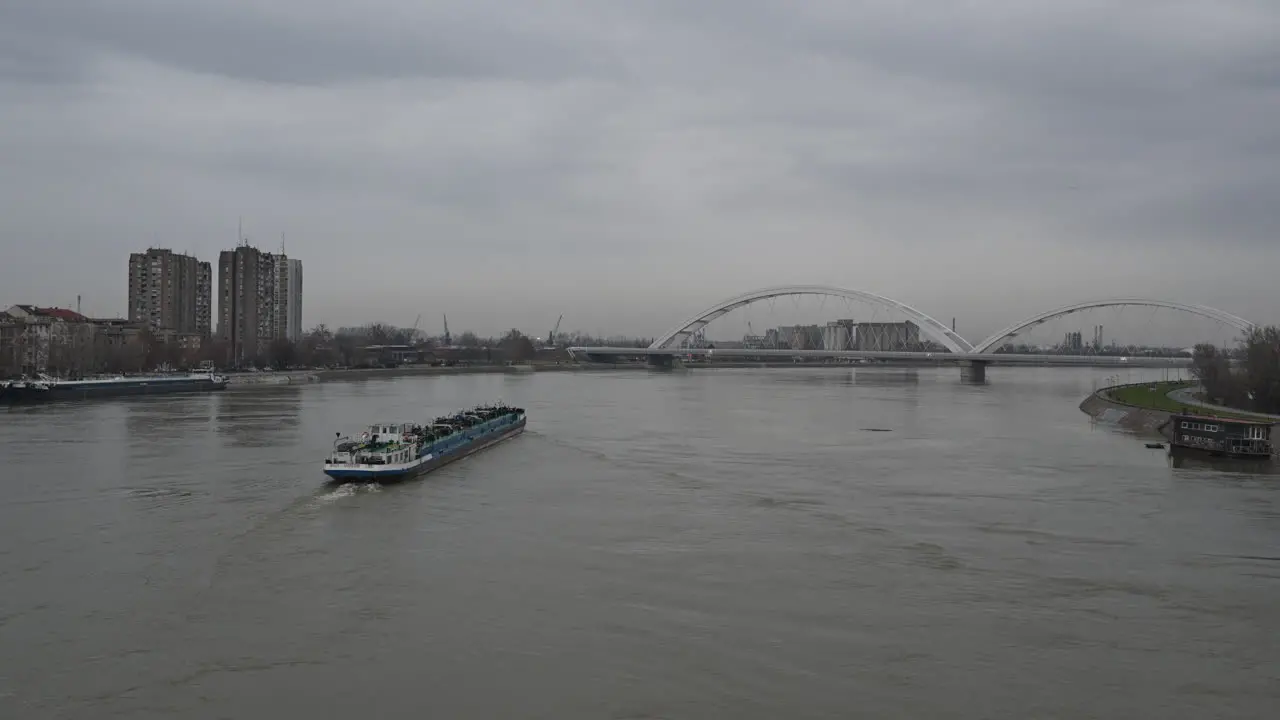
[223, 362, 647, 388]
[223, 359, 974, 389]
[1078, 380, 1280, 440]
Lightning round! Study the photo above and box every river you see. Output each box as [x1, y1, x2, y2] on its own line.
[1, 367, 1277, 719]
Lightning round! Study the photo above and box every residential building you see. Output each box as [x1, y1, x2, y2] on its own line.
[2, 305, 94, 376]
[0, 315, 21, 377]
[127, 248, 212, 335]
[218, 243, 302, 365]
[276, 258, 303, 343]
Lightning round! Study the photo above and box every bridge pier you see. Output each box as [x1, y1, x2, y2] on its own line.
[959, 360, 988, 383]
[647, 354, 674, 369]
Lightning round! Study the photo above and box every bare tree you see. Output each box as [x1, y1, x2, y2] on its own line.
[1190, 343, 1236, 404]
[499, 329, 536, 362]
[1241, 326, 1280, 413]
[268, 338, 297, 369]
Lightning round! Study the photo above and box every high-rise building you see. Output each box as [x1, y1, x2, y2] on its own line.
[275, 258, 303, 344]
[218, 244, 303, 365]
[127, 248, 212, 335]
[195, 263, 212, 336]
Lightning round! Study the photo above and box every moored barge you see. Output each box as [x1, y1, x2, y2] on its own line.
[1, 372, 229, 404]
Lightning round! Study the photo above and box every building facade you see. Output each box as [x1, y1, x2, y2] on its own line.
[2, 305, 95, 376]
[775, 324, 824, 350]
[276, 258, 303, 344]
[127, 248, 212, 335]
[854, 321, 921, 351]
[218, 245, 303, 366]
[823, 319, 857, 351]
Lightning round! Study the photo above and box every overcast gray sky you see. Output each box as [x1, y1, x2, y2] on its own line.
[2, 0, 1277, 341]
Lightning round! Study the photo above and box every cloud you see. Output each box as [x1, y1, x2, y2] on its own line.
[1, 0, 1277, 339]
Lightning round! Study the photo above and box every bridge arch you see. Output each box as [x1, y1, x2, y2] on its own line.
[649, 285, 974, 354]
[970, 298, 1256, 354]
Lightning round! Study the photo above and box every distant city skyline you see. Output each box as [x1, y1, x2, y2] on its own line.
[2, 2, 1277, 339]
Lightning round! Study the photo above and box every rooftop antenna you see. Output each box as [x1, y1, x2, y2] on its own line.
[280, 232, 286, 257]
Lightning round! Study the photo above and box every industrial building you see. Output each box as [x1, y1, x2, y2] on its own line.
[855, 321, 921, 351]
[822, 319, 857, 351]
[750, 320, 922, 351]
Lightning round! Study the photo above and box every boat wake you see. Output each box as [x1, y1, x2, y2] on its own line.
[313, 482, 382, 504]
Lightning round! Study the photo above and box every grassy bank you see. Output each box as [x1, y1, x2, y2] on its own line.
[1104, 381, 1272, 421]
[1106, 381, 1195, 413]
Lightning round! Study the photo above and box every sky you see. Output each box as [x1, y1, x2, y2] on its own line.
[1, 0, 1277, 343]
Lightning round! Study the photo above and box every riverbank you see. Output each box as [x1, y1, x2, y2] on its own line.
[1079, 380, 1279, 439]
[1166, 385, 1280, 421]
[223, 360, 951, 388]
[1079, 384, 1178, 436]
[223, 362, 645, 389]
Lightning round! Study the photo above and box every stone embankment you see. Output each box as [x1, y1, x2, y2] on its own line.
[1079, 384, 1177, 438]
[224, 371, 321, 389]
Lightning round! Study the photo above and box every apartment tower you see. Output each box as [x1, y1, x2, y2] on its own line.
[127, 248, 212, 335]
[218, 244, 303, 365]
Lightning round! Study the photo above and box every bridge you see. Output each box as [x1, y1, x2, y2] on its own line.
[568, 285, 1258, 382]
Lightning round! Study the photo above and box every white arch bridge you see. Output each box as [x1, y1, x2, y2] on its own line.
[567, 285, 1257, 381]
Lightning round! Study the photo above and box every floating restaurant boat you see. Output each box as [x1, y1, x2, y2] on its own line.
[0, 372, 228, 404]
[1163, 413, 1274, 459]
[322, 404, 527, 482]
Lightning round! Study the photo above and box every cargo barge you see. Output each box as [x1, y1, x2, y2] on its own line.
[0, 372, 229, 404]
[323, 404, 526, 482]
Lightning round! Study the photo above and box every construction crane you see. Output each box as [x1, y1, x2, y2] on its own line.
[547, 314, 563, 347]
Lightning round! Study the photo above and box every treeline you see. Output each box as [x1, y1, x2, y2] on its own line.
[1191, 326, 1280, 414]
[995, 342, 1192, 357]
[246, 325, 543, 370]
[232, 324, 657, 370]
[5, 319, 659, 377]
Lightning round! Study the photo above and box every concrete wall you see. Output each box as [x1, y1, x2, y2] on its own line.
[225, 371, 319, 388]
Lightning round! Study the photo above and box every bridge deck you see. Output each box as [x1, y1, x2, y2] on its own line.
[567, 347, 1191, 366]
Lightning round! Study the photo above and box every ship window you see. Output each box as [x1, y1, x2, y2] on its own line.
[1180, 422, 1188, 429]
